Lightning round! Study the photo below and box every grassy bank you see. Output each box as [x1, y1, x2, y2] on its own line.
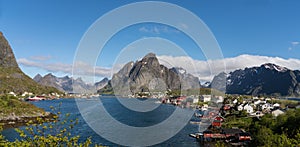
[0, 95, 53, 128]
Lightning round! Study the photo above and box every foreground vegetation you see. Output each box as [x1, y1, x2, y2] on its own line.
[0, 95, 45, 120]
[0, 102, 106, 147]
[0, 67, 62, 95]
[223, 108, 300, 146]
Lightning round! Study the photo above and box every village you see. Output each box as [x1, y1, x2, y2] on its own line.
[160, 93, 300, 146]
[4, 91, 103, 101]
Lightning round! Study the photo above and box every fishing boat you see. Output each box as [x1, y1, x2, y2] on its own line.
[25, 96, 46, 101]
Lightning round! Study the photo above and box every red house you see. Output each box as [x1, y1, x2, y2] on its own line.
[212, 120, 222, 127]
[212, 116, 224, 127]
[236, 132, 252, 141]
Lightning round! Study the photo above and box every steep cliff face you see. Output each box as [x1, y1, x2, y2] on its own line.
[211, 63, 300, 96]
[0, 32, 61, 94]
[0, 32, 19, 68]
[127, 53, 181, 94]
[100, 53, 200, 96]
[94, 77, 109, 90]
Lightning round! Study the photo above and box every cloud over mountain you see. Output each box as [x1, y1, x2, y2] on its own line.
[18, 54, 300, 83]
[17, 58, 111, 78]
[157, 54, 300, 82]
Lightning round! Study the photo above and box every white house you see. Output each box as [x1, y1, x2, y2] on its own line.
[22, 92, 33, 97]
[254, 100, 261, 105]
[215, 96, 224, 103]
[238, 104, 244, 111]
[262, 103, 273, 110]
[8, 92, 16, 97]
[238, 103, 254, 114]
[273, 103, 280, 108]
[202, 95, 211, 102]
[243, 104, 254, 113]
[233, 99, 238, 104]
[252, 111, 264, 117]
[265, 98, 271, 101]
[272, 109, 284, 117]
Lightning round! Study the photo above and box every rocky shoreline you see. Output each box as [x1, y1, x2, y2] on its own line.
[0, 112, 55, 129]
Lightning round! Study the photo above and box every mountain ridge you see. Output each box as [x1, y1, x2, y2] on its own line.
[0, 32, 62, 94]
[99, 53, 200, 96]
[211, 63, 300, 96]
[34, 74, 108, 93]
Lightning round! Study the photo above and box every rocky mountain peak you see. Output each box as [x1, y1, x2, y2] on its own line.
[261, 63, 288, 72]
[101, 53, 200, 96]
[34, 73, 109, 93]
[33, 74, 43, 82]
[143, 52, 156, 59]
[211, 63, 300, 96]
[0, 32, 19, 68]
[44, 73, 55, 77]
[140, 52, 160, 68]
[0, 32, 61, 94]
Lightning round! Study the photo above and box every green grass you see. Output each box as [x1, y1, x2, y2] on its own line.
[0, 67, 62, 95]
[0, 95, 45, 119]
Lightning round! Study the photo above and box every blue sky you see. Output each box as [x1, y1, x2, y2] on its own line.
[1, 0, 300, 82]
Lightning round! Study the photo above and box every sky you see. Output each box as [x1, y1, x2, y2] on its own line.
[1, 0, 300, 83]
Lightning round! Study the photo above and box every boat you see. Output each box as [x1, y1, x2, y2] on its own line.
[190, 121, 202, 124]
[201, 104, 208, 111]
[194, 113, 203, 117]
[189, 132, 203, 139]
[25, 96, 46, 101]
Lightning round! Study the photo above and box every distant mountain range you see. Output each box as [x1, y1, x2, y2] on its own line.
[99, 53, 300, 97]
[0, 32, 61, 94]
[33, 73, 108, 93]
[211, 63, 300, 96]
[98, 53, 200, 96]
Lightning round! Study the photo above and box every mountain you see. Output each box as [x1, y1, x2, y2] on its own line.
[99, 53, 200, 96]
[211, 63, 300, 96]
[95, 77, 108, 90]
[34, 74, 108, 93]
[0, 32, 61, 94]
[33, 74, 42, 82]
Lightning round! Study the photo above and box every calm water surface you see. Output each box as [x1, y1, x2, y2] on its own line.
[1, 97, 201, 146]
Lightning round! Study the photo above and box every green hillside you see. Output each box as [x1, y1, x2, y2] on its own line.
[0, 67, 61, 95]
[0, 32, 62, 95]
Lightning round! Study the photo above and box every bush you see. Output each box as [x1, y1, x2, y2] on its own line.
[0, 104, 106, 147]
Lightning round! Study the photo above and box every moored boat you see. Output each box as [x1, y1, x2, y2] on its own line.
[25, 96, 46, 101]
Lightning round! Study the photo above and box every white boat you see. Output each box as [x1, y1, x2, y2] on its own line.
[26, 96, 46, 101]
[189, 132, 203, 138]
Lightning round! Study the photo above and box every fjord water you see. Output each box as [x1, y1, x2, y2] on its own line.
[1, 97, 200, 146]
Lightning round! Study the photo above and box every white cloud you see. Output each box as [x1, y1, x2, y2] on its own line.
[139, 25, 179, 34]
[288, 41, 299, 50]
[291, 41, 299, 46]
[18, 54, 300, 83]
[17, 58, 112, 78]
[30, 55, 52, 61]
[157, 54, 300, 82]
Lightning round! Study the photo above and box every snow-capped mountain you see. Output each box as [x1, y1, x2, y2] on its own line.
[211, 63, 300, 96]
